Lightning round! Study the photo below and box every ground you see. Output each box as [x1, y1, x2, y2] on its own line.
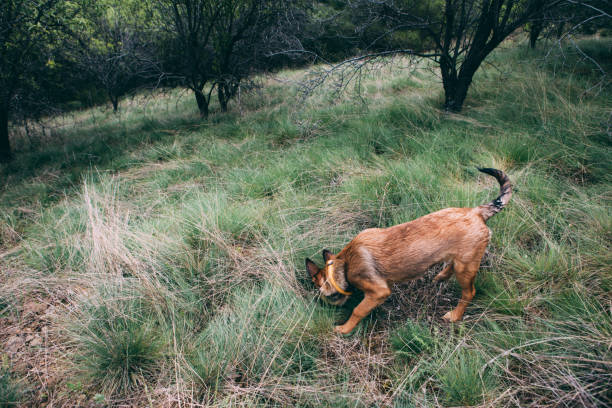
[1, 38, 611, 407]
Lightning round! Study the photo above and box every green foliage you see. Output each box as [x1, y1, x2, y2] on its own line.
[69, 0, 158, 111]
[154, 0, 292, 115]
[0, 0, 81, 111]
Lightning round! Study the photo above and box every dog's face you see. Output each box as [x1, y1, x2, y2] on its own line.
[305, 249, 348, 305]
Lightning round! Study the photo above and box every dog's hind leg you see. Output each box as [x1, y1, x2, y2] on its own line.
[335, 280, 390, 335]
[433, 263, 454, 282]
[442, 260, 478, 322]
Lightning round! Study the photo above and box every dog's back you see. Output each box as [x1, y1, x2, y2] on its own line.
[341, 206, 491, 281]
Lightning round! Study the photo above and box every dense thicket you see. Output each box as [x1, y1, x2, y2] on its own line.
[527, 0, 611, 48]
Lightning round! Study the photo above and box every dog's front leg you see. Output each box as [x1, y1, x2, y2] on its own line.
[335, 286, 390, 334]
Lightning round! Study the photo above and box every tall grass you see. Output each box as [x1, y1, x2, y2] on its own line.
[0, 38, 610, 406]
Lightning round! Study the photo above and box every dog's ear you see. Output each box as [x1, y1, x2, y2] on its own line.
[322, 249, 333, 263]
[305, 258, 319, 278]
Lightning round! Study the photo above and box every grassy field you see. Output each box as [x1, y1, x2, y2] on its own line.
[1, 38, 610, 407]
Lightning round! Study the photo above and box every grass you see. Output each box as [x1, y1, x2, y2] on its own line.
[0, 37, 610, 406]
[189, 284, 331, 394]
[389, 320, 436, 360]
[0, 364, 29, 407]
[69, 295, 164, 397]
[436, 349, 498, 406]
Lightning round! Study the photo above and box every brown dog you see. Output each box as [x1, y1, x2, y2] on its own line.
[306, 168, 512, 334]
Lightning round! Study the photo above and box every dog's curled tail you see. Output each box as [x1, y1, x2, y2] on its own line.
[477, 167, 512, 221]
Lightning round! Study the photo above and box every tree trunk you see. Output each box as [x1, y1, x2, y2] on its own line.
[194, 89, 209, 118]
[218, 84, 228, 112]
[529, 20, 544, 49]
[555, 22, 565, 39]
[0, 105, 12, 163]
[443, 76, 472, 113]
[441, 44, 494, 113]
[111, 96, 119, 113]
[440, 55, 474, 113]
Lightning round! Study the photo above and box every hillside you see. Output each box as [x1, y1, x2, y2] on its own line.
[1, 39, 611, 407]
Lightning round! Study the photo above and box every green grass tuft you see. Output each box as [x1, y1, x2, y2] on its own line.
[390, 320, 436, 360]
[436, 349, 498, 406]
[70, 296, 164, 398]
[0, 365, 29, 408]
[189, 284, 333, 392]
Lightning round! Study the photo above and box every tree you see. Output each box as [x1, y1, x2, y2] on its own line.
[308, 1, 571, 112]
[154, 0, 294, 117]
[436, 0, 565, 111]
[71, 3, 160, 112]
[0, 0, 70, 162]
[356, 0, 571, 111]
[529, 14, 547, 48]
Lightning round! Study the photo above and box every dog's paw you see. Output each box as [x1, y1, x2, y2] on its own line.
[442, 311, 463, 322]
[334, 325, 352, 335]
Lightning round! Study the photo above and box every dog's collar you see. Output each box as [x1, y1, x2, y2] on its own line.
[326, 260, 352, 296]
